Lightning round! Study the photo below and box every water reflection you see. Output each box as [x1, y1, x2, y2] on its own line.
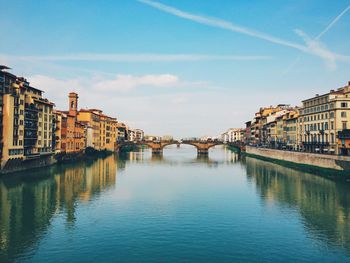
[0, 155, 117, 262]
[120, 146, 241, 167]
[245, 156, 350, 251]
[0, 149, 350, 262]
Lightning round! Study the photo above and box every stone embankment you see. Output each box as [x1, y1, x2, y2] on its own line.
[245, 146, 350, 174]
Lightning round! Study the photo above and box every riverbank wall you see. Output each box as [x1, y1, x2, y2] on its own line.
[245, 146, 350, 176]
[0, 155, 57, 175]
[0, 149, 114, 175]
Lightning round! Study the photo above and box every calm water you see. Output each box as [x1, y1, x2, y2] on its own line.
[1, 146, 350, 263]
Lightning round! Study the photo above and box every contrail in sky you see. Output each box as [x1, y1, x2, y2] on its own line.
[316, 5, 350, 40]
[138, 0, 350, 68]
[283, 4, 350, 74]
[138, 0, 308, 52]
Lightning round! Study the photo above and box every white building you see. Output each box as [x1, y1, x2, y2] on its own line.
[224, 128, 244, 143]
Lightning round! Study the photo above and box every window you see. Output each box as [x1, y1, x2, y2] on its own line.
[341, 102, 348, 108]
[342, 121, 347, 130]
[330, 112, 335, 119]
[331, 121, 334, 130]
[341, 111, 347, 118]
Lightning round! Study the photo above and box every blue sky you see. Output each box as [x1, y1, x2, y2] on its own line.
[1, 0, 350, 137]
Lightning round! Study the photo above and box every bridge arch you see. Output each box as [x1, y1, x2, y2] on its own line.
[160, 141, 181, 150]
[117, 140, 230, 156]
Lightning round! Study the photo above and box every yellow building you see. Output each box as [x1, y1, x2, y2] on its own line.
[1, 74, 54, 168]
[77, 108, 117, 151]
[284, 110, 299, 150]
[105, 116, 118, 151]
[77, 109, 101, 150]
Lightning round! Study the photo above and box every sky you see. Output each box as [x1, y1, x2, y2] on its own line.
[0, 0, 350, 138]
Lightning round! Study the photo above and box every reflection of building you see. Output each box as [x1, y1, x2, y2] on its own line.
[0, 154, 117, 261]
[245, 156, 350, 249]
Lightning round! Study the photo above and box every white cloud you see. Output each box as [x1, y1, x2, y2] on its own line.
[28, 72, 302, 138]
[0, 53, 272, 63]
[94, 74, 180, 92]
[29, 73, 206, 111]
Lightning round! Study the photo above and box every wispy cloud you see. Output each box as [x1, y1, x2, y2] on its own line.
[294, 29, 337, 70]
[138, 0, 307, 52]
[284, 4, 350, 74]
[95, 74, 183, 92]
[0, 53, 272, 63]
[30, 73, 205, 97]
[138, 0, 350, 67]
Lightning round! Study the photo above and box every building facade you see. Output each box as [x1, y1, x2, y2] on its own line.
[299, 83, 350, 154]
[0, 68, 55, 168]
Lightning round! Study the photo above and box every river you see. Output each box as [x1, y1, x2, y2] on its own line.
[0, 145, 350, 262]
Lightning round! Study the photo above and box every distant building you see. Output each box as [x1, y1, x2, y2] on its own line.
[222, 128, 244, 143]
[161, 135, 173, 141]
[117, 122, 128, 142]
[135, 129, 144, 141]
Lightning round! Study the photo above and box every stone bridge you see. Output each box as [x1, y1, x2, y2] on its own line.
[117, 140, 227, 155]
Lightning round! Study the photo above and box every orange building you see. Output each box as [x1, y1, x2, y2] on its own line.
[54, 93, 86, 154]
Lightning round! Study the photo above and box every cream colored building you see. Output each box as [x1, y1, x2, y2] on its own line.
[223, 128, 244, 143]
[299, 82, 350, 154]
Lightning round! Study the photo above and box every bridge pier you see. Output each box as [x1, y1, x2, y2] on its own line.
[197, 149, 209, 156]
[152, 148, 163, 155]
